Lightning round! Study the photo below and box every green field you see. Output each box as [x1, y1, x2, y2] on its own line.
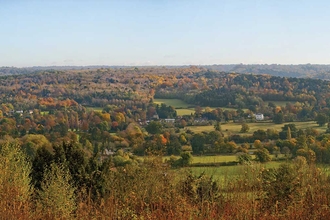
[186, 121, 325, 135]
[176, 109, 195, 116]
[40, 111, 49, 115]
[154, 98, 247, 116]
[86, 106, 103, 112]
[267, 101, 298, 107]
[191, 155, 238, 164]
[154, 99, 191, 108]
[162, 155, 239, 165]
[189, 161, 284, 180]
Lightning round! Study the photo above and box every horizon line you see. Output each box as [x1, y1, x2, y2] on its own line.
[1, 63, 329, 69]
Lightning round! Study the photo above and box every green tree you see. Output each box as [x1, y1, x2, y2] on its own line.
[254, 147, 271, 163]
[37, 163, 76, 219]
[316, 113, 329, 126]
[261, 163, 300, 213]
[240, 123, 250, 133]
[237, 152, 252, 164]
[174, 151, 193, 167]
[273, 113, 284, 124]
[191, 133, 206, 154]
[214, 121, 222, 131]
[145, 121, 163, 134]
[21, 134, 52, 158]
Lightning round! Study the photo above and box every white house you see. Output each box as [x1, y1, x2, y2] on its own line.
[255, 113, 264, 121]
[164, 118, 175, 123]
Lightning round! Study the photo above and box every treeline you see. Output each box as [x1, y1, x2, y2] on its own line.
[1, 67, 330, 111]
[157, 72, 328, 108]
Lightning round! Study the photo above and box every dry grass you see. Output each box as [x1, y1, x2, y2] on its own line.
[176, 108, 195, 116]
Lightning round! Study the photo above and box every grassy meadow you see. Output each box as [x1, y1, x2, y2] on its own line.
[154, 98, 191, 108]
[267, 100, 298, 107]
[154, 98, 248, 116]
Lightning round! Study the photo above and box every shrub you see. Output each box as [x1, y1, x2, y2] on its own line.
[254, 148, 271, 163]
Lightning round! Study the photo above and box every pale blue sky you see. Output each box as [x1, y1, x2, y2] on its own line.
[1, 0, 330, 67]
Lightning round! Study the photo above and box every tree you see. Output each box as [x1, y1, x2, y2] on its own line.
[214, 121, 221, 131]
[279, 124, 298, 140]
[179, 152, 193, 167]
[240, 123, 250, 133]
[253, 130, 267, 141]
[145, 121, 163, 134]
[281, 146, 291, 158]
[37, 163, 76, 219]
[287, 126, 292, 140]
[253, 140, 262, 149]
[316, 113, 329, 126]
[191, 133, 206, 154]
[0, 142, 32, 218]
[273, 113, 284, 124]
[21, 134, 52, 158]
[115, 112, 126, 124]
[237, 152, 252, 164]
[296, 148, 316, 164]
[254, 148, 271, 163]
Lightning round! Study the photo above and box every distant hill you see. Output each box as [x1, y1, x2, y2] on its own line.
[0, 65, 184, 76]
[203, 64, 330, 80]
[2, 64, 330, 80]
[0, 66, 120, 76]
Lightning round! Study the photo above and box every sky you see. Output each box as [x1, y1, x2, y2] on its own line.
[1, 0, 330, 67]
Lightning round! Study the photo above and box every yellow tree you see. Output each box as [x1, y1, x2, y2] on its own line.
[115, 112, 126, 124]
[253, 140, 262, 149]
[0, 142, 32, 219]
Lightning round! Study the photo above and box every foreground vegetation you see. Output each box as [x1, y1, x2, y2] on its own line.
[2, 141, 330, 219]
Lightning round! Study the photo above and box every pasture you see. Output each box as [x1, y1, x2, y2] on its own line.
[154, 98, 247, 116]
[176, 108, 195, 116]
[267, 100, 298, 107]
[154, 98, 191, 108]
